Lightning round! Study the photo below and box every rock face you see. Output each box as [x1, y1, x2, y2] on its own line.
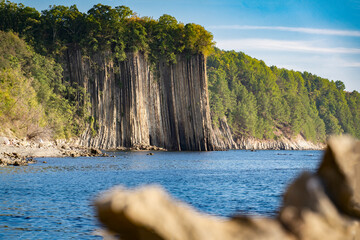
[64, 49, 219, 150]
[235, 135, 324, 150]
[317, 135, 360, 217]
[95, 135, 360, 240]
[63, 48, 323, 151]
[212, 117, 238, 149]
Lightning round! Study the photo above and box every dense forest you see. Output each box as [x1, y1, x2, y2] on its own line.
[208, 48, 360, 141]
[0, 0, 359, 142]
[0, 1, 213, 62]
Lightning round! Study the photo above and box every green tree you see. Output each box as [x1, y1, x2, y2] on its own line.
[207, 47, 359, 142]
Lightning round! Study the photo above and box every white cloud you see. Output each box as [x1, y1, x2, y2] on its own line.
[341, 62, 360, 67]
[216, 38, 360, 54]
[210, 25, 360, 37]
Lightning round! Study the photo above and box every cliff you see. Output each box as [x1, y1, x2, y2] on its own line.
[62, 48, 323, 151]
[211, 117, 324, 150]
[63, 48, 222, 151]
[234, 135, 324, 150]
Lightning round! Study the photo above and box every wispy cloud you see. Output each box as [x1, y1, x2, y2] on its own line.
[342, 62, 360, 67]
[210, 25, 360, 37]
[216, 39, 360, 54]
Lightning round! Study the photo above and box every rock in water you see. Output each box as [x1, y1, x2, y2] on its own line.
[317, 135, 360, 217]
[90, 148, 102, 155]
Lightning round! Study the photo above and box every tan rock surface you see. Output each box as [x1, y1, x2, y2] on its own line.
[95, 186, 294, 240]
[279, 173, 360, 240]
[317, 135, 360, 217]
[0, 138, 106, 166]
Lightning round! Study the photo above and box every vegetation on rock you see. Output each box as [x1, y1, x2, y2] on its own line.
[0, 31, 88, 139]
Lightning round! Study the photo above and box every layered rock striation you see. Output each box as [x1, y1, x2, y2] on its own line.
[63, 49, 220, 150]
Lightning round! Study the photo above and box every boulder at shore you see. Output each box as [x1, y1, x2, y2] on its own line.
[95, 135, 360, 240]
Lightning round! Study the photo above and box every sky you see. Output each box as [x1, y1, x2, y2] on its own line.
[13, 0, 360, 91]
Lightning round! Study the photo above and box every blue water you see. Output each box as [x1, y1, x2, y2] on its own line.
[0, 150, 323, 239]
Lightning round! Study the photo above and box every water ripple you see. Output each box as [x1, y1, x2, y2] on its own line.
[0, 150, 322, 239]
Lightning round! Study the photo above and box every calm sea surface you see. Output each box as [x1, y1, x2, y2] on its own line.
[0, 150, 323, 239]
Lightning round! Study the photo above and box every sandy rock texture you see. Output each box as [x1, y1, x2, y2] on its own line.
[0, 137, 106, 166]
[95, 135, 360, 240]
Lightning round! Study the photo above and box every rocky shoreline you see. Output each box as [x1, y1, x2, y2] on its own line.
[0, 134, 323, 166]
[0, 137, 167, 167]
[0, 137, 107, 166]
[235, 135, 325, 150]
[0, 132, 323, 167]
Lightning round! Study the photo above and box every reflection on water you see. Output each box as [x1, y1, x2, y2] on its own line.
[0, 150, 323, 239]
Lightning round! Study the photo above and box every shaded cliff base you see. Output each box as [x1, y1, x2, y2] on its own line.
[95, 135, 360, 240]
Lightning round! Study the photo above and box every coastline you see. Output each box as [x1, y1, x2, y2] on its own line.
[235, 135, 325, 150]
[0, 134, 324, 167]
[0, 137, 168, 166]
[0, 137, 106, 166]
[0, 135, 325, 166]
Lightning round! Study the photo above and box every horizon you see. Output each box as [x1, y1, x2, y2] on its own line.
[11, 0, 360, 91]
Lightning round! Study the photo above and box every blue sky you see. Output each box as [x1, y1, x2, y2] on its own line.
[14, 0, 360, 91]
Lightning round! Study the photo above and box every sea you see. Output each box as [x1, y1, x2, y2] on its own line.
[0, 150, 323, 239]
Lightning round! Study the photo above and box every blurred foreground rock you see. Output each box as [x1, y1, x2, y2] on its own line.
[317, 136, 360, 217]
[95, 186, 294, 240]
[95, 135, 360, 240]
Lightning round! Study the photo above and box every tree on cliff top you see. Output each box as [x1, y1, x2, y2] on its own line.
[0, 1, 215, 63]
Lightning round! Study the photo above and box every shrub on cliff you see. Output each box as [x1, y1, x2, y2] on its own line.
[0, 31, 88, 139]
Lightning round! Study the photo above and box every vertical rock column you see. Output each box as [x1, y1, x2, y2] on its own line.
[158, 54, 216, 151]
[118, 53, 150, 147]
[64, 49, 221, 150]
